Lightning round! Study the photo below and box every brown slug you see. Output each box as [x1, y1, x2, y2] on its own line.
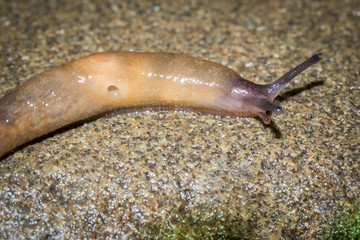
[0, 51, 322, 157]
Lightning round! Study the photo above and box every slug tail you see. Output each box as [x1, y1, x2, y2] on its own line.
[265, 53, 322, 100]
[0, 124, 15, 158]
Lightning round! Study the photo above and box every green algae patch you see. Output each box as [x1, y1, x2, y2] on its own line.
[153, 204, 259, 240]
[322, 204, 360, 240]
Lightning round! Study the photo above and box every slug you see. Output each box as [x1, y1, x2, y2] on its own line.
[0, 51, 322, 157]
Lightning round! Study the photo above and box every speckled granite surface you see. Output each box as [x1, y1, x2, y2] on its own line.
[0, 0, 359, 239]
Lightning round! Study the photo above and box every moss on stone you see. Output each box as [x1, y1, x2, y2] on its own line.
[153, 205, 258, 240]
[322, 204, 360, 240]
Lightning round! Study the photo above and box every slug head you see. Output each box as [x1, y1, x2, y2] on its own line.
[236, 53, 322, 124]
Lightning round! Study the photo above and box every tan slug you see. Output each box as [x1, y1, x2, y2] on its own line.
[0, 51, 322, 157]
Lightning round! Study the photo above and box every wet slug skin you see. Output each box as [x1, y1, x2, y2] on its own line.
[0, 51, 322, 157]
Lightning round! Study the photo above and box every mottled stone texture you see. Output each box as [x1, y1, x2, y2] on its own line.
[0, 0, 359, 239]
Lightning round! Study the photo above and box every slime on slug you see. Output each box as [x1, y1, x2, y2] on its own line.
[0, 51, 322, 157]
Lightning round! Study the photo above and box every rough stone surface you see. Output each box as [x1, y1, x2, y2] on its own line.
[0, 0, 359, 239]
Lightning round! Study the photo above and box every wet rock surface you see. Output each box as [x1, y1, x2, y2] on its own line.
[0, 0, 359, 238]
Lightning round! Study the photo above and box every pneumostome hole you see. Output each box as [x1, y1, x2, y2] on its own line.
[108, 85, 118, 95]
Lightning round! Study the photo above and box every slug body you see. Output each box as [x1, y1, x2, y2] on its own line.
[0, 51, 322, 157]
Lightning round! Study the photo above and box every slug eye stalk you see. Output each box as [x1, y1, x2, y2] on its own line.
[266, 53, 323, 100]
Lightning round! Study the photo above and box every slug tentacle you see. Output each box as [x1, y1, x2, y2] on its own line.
[257, 112, 271, 125]
[265, 53, 322, 100]
[250, 97, 283, 114]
